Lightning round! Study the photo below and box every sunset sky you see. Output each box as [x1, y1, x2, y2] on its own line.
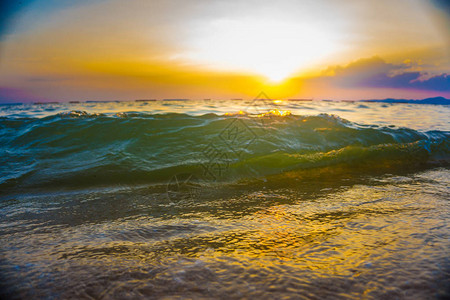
[0, 0, 449, 102]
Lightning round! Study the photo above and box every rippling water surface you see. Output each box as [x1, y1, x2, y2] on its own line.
[0, 100, 449, 299]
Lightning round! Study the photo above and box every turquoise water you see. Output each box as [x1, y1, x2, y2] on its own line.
[0, 100, 449, 299]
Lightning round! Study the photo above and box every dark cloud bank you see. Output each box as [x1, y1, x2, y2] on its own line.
[323, 56, 449, 92]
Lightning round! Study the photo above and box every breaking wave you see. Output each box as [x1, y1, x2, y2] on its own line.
[0, 111, 448, 193]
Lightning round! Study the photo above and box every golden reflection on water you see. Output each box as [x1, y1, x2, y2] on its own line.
[54, 176, 443, 275]
[256, 109, 292, 117]
[1, 168, 448, 298]
[223, 110, 247, 116]
[223, 109, 292, 117]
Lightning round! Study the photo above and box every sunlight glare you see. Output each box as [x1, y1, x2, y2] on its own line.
[184, 18, 343, 82]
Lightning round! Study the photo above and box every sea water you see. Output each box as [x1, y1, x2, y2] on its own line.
[0, 99, 449, 299]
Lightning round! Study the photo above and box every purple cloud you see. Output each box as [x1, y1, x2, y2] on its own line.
[411, 73, 449, 91]
[359, 71, 449, 91]
[328, 56, 449, 92]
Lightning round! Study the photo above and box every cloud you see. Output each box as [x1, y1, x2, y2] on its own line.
[411, 73, 449, 91]
[366, 71, 450, 91]
[322, 56, 449, 92]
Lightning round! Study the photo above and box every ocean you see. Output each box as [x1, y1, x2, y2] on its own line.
[0, 99, 449, 299]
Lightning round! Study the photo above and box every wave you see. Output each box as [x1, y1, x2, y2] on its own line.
[0, 111, 448, 193]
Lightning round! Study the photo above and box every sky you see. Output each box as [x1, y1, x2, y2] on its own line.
[0, 0, 449, 102]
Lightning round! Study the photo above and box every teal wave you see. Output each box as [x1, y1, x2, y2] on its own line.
[0, 112, 448, 192]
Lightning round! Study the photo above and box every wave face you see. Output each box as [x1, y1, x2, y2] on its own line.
[0, 111, 449, 193]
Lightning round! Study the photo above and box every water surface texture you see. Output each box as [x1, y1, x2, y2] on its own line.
[0, 100, 449, 299]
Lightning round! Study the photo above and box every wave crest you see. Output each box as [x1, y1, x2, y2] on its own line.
[0, 112, 448, 192]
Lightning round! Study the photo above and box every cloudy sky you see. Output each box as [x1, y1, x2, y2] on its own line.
[0, 0, 449, 102]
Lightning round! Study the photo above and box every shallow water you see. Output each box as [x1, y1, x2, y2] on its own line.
[0, 99, 449, 299]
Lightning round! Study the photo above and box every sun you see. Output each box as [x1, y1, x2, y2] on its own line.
[183, 18, 343, 82]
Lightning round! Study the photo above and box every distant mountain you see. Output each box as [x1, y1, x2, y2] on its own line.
[362, 96, 450, 105]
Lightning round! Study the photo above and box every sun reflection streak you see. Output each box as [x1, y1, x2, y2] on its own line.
[223, 109, 291, 117]
[256, 109, 292, 117]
